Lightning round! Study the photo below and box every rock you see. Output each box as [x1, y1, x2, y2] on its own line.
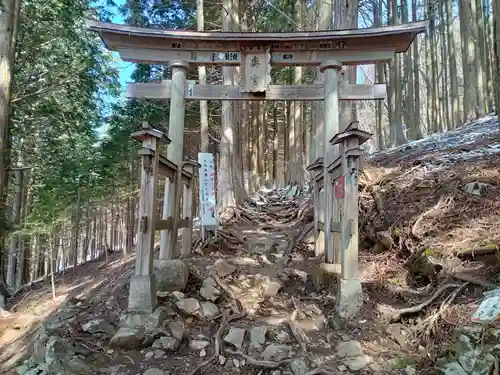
[109, 327, 145, 348]
[154, 259, 189, 292]
[344, 355, 371, 371]
[404, 366, 416, 375]
[199, 278, 221, 302]
[145, 351, 154, 359]
[200, 349, 207, 357]
[119, 307, 168, 332]
[271, 371, 281, 375]
[167, 321, 185, 341]
[250, 326, 267, 348]
[224, 327, 246, 349]
[261, 278, 282, 297]
[386, 324, 408, 347]
[261, 344, 291, 362]
[248, 238, 275, 254]
[336, 340, 363, 358]
[376, 231, 394, 250]
[289, 358, 309, 375]
[176, 298, 201, 316]
[144, 369, 165, 375]
[272, 329, 291, 343]
[81, 319, 115, 336]
[337, 365, 347, 372]
[233, 358, 240, 368]
[154, 350, 165, 359]
[201, 301, 219, 319]
[219, 355, 227, 365]
[465, 181, 491, 197]
[159, 336, 180, 351]
[214, 260, 237, 278]
[189, 340, 210, 350]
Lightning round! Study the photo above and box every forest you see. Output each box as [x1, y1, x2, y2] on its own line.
[0, 0, 499, 373]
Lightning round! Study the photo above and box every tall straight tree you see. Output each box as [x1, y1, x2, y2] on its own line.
[446, 0, 461, 128]
[334, 0, 357, 132]
[218, 0, 236, 211]
[494, 0, 500, 117]
[197, 0, 209, 153]
[0, 0, 22, 294]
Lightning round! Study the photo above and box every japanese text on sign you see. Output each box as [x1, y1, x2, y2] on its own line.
[198, 153, 217, 228]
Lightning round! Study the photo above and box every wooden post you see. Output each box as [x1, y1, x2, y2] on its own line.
[163, 61, 189, 259]
[159, 177, 170, 258]
[128, 122, 169, 313]
[328, 121, 371, 317]
[320, 60, 342, 267]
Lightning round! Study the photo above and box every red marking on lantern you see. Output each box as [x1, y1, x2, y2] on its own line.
[334, 176, 345, 199]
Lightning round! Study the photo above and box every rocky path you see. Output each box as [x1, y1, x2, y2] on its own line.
[11, 186, 494, 375]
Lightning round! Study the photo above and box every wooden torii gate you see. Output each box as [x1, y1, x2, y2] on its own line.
[87, 20, 427, 316]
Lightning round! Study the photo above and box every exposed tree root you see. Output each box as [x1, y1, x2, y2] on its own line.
[423, 282, 469, 339]
[225, 349, 290, 368]
[387, 282, 462, 322]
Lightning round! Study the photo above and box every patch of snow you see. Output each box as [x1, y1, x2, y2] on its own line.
[368, 115, 499, 166]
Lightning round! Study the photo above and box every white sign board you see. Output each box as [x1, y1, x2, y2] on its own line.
[198, 153, 217, 231]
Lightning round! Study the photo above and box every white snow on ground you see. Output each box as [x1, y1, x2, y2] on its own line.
[368, 114, 500, 168]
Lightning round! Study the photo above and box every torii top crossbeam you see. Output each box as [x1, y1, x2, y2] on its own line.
[86, 19, 428, 67]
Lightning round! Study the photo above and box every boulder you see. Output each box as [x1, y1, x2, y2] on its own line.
[154, 259, 189, 292]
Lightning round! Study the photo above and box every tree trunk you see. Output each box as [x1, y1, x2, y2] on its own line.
[0, 0, 22, 294]
[460, 0, 479, 121]
[197, 0, 209, 152]
[495, 0, 500, 117]
[6, 169, 23, 287]
[218, 0, 237, 211]
[447, 0, 460, 128]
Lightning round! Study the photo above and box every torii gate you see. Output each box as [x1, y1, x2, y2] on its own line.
[87, 20, 427, 317]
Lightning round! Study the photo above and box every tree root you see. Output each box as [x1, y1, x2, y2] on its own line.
[387, 282, 462, 322]
[423, 282, 469, 339]
[225, 348, 290, 368]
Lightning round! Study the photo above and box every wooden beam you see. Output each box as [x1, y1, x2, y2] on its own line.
[158, 156, 193, 185]
[155, 218, 189, 231]
[117, 46, 394, 66]
[127, 82, 387, 101]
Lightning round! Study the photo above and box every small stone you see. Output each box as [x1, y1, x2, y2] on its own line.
[250, 326, 267, 348]
[338, 365, 347, 372]
[261, 344, 291, 362]
[107, 349, 114, 354]
[336, 340, 363, 358]
[219, 355, 227, 365]
[200, 278, 221, 301]
[160, 336, 180, 351]
[290, 358, 309, 375]
[200, 348, 207, 357]
[214, 260, 237, 278]
[201, 302, 219, 319]
[271, 371, 281, 375]
[144, 369, 164, 375]
[152, 339, 163, 349]
[154, 350, 165, 359]
[145, 351, 154, 359]
[263, 281, 282, 297]
[176, 298, 201, 315]
[274, 330, 291, 343]
[344, 355, 371, 371]
[168, 321, 185, 341]
[233, 358, 241, 368]
[171, 291, 185, 300]
[224, 327, 246, 349]
[376, 231, 394, 250]
[109, 327, 145, 348]
[404, 366, 416, 375]
[81, 319, 115, 335]
[189, 340, 210, 350]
